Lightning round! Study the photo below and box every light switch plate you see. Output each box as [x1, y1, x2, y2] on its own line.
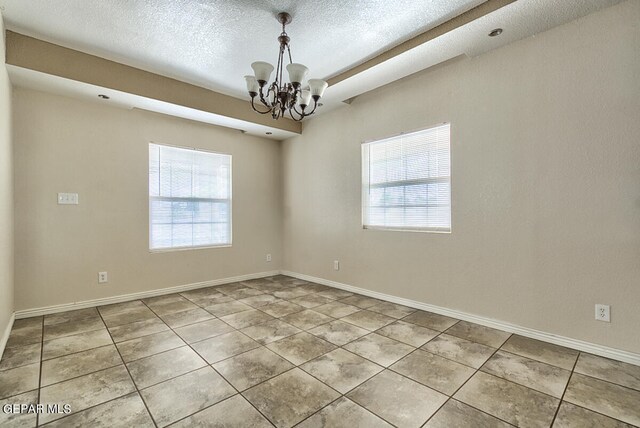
[58, 193, 79, 205]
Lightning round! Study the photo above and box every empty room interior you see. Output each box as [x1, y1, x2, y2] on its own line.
[0, 1, 639, 427]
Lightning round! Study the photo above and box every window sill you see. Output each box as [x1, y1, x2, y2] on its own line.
[149, 244, 232, 253]
[363, 226, 451, 234]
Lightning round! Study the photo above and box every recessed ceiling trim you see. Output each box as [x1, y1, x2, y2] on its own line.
[4, 30, 301, 134]
[7, 65, 298, 141]
[326, 0, 516, 87]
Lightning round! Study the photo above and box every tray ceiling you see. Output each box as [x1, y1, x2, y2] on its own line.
[0, 0, 483, 98]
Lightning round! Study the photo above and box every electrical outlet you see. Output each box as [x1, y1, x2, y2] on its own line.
[266, 253, 272, 262]
[595, 304, 610, 322]
[98, 272, 108, 284]
[333, 260, 340, 271]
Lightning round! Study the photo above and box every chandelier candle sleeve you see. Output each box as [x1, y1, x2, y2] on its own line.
[244, 12, 328, 121]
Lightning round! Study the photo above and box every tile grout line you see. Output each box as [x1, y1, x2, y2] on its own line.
[549, 352, 581, 427]
[294, 393, 400, 428]
[35, 316, 44, 427]
[118, 346, 209, 390]
[36, 394, 150, 427]
[179, 279, 395, 426]
[140, 297, 279, 427]
[67, 285, 640, 425]
[4, 283, 446, 422]
[556, 400, 640, 428]
[33, 306, 544, 422]
[367, 325, 521, 427]
[33, 311, 121, 426]
[247, 346, 398, 427]
[426, 338, 517, 427]
[0, 343, 41, 373]
[95, 308, 159, 428]
[288, 396, 345, 427]
[41, 325, 106, 343]
[35, 356, 230, 424]
[109, 328, 172, 347]
[564, 368, 640, 392]
[309, 365, 400, 427]
[192, 284, 510, 428]
[238, 366, 314, 428]
[36, 346, 122, 389]
[40, 332, 113, 363]
[166, 391, 277, 428]
[282, 315, 440, 426]
[116, 339, 186, 365]
[8, 276, 637, 427]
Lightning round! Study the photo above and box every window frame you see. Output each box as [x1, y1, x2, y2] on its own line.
[361, 123, 452, 234]
[148, 142, 233, 253]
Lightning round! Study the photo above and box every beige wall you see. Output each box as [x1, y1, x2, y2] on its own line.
[13, 89, 282, 310]
[0, 16, 15, 336]
[282, 1, 640, 353]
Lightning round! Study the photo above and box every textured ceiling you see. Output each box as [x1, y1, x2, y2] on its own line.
[0, 0, 483, 98]
[2, 0, 625, 136]
[323, 0, 625, 112]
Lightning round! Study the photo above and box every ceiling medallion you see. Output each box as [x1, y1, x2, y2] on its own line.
[244, 12, 328, 121]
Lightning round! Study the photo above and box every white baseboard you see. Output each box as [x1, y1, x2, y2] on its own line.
[0, 312, 16, 361]
[13, 268, 639, 366]
[14, 270, 279, 319]
[281, 270, 640, 366]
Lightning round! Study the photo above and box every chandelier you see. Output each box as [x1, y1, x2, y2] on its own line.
[244, 12, 328, 121]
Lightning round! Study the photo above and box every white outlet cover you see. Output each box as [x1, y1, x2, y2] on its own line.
[98, 271, 108, 284]
[595, 304, 610, 322]
[334, 260, 340, 271]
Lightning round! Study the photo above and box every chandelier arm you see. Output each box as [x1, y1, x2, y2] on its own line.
[258, 92, 271, 108]
[258, 84, 274, 108]
[250, 97, 273, 115]
[287, 87, 298, 110]
[291, 105, 306, 117]
[288, 106, 305, 122]
[304, 99, 319, 116]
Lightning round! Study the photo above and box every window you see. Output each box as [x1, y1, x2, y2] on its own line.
[149, 143, 231, 250]
[362, 123, 451, 232]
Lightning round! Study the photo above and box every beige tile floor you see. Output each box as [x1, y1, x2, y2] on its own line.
[1, 275, 639, 427]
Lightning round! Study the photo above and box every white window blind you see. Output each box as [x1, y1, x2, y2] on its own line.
[149, 143, 231, 250]
[362, 123, 451, 232]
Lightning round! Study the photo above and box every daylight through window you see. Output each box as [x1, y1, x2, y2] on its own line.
[149, 143, 232, 250]
[362, 124, 451, 232]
